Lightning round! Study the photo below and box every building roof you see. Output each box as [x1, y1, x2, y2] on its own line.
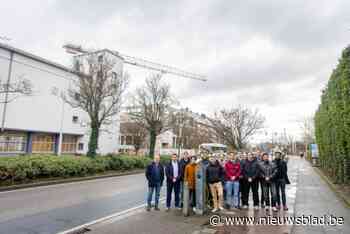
[0, 42, 73, 73]
[0, 43, 124, 75]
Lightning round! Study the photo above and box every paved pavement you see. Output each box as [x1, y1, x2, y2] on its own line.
[292, 159, 350, 234]
[0, 173, 162, 234]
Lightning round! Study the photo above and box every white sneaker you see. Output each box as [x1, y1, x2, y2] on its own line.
[193, 207, 196, 212]
[212, 208, 219, 213]
[254, 206, 259, 210]
[219, 206, 224, 211]
[242, 205, 248, 209]
[272, 207, 278, 212]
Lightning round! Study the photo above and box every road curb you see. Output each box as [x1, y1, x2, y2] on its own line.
[312, 165, 350, 208]
[0, 170, 144, 192]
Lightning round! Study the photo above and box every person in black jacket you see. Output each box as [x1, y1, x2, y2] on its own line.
[258, 152, 278, 212]
[165, 153, 182, 211]
[273, 151, 290, 211]
[206, 155, 225, 212]
[256, 152, 266, 208]
[145, 154, 164, 211]
[241, 154, 259, 209]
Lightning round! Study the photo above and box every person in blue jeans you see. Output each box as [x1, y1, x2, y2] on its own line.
[224, 152, 241, 209]
[145, 154, 164, 211]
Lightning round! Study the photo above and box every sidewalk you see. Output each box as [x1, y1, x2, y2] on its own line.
[291, 159, 350, 234]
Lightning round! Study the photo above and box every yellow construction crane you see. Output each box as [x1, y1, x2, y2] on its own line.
[63, 43, 207, 81]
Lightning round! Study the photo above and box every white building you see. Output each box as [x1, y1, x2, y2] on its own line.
[0, 43, 123, 155]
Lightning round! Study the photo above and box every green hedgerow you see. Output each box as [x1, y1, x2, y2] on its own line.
[0, 154, 152, 185]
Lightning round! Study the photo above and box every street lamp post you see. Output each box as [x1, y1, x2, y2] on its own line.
[51, 87, 65, 156]
[176, 109, 188, 157]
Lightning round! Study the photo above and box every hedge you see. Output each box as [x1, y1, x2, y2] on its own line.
[315, 45, 350, 184]
[0, 154, 173, 185]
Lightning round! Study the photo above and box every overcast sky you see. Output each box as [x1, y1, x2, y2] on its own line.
[1, 0, 350, 142]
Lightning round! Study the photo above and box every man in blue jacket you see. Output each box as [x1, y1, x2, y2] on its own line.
[145, 154, 164, 211]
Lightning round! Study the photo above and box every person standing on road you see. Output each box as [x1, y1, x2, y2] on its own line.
[224, 152, 241, 209]
[273, 151, 290, 211]
[145, 154, 165, 211]
[206, 155, 225, 212]
[179, 151, 191, 208]
[165, 153, 182, 211]
[241, 153, 259, 210]
[184, 155, 197, 212]
[258, 152, 278, 212]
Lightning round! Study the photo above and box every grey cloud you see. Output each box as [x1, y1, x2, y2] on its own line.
[207, 0, 350, 50]
[181, 49, 333, 98]
[1, 0, 348, 116]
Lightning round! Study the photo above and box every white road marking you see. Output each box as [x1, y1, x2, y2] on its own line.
[56, 197, 166, 234]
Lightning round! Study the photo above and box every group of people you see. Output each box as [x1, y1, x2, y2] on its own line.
[145, 150, 290, 214]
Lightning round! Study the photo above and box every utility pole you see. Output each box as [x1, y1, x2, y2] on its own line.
[1, 51, 14, 132]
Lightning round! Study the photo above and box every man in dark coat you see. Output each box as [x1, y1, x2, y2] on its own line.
[145, 154, 164, 211]
[165, 153, 182, 211]
[258, 152, 278, 212]
[241, 154, 259, 209]
[273, 151, 290, 211]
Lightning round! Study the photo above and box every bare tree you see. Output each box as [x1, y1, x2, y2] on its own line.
[129, 74, 176, 157]
[208, 106, 265, 150]
[64, 53, 129, 157]
[0, 77, 32, 103]
[120, 122, 147, 155]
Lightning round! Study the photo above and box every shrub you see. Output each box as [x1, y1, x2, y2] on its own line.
[315, 45, 350, 184]
[160, 155, 171, 165]
[0, 154, 151, 185]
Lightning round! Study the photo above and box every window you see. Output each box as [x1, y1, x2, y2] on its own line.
[74, 60, 80, 71]
[62, 135, 77, 153]
[172, 137, 177, 148]
[78, 143, 84, 151]
[32, 134, 55, 153]
[72, 116, 79, 123]
[98, 55, 104, 62]
[126, 135, 133, 145]
[51, 86, 58, 96]
[120, 135, 126, 145]
[0, 133, 26, 153]
[74, 93, 80, 101]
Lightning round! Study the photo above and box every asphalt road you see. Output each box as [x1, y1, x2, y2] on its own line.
[0, 173, 162, 234]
